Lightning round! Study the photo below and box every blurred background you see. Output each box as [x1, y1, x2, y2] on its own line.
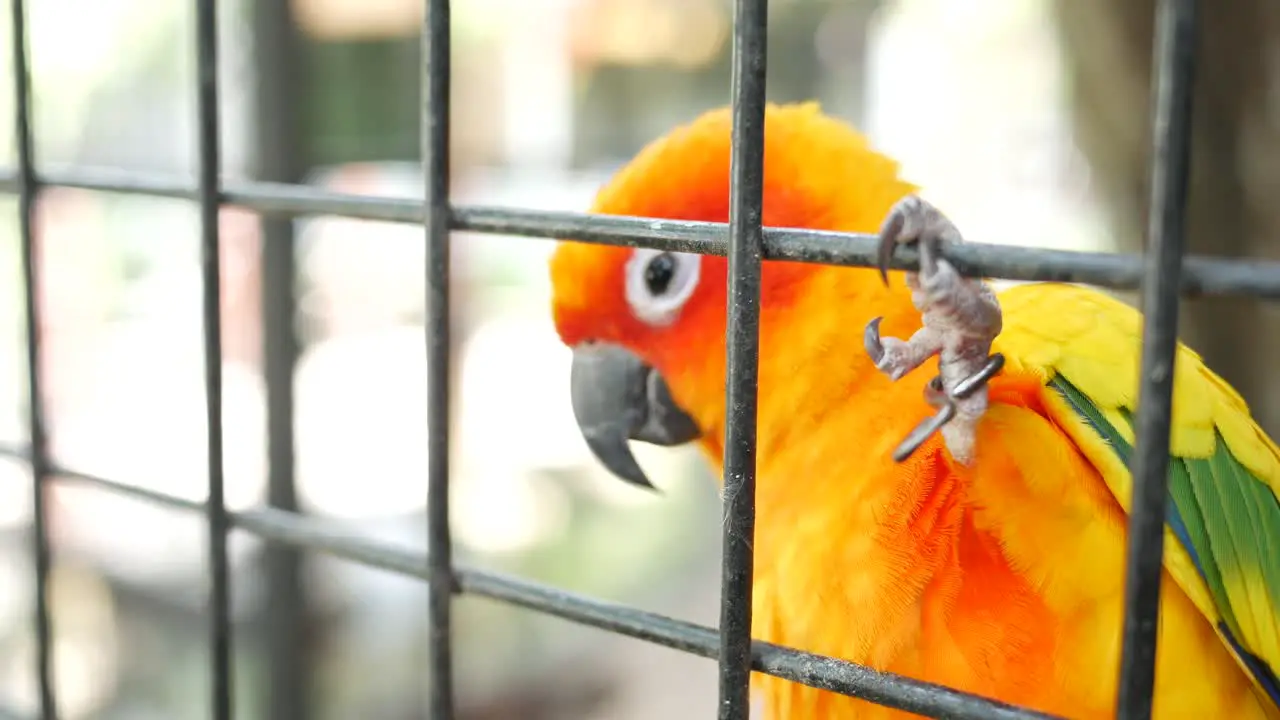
[0, 0, 1276, 717]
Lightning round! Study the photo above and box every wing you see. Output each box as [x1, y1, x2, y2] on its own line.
[992, 282, 1280, 710]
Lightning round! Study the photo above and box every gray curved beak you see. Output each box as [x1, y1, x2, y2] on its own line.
[569, 343, 701, 490]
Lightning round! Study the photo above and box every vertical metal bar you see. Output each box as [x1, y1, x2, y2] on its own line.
[718, 0, 768, 717]
[9, 0, 57, 717]
[250, 0, 310, 717]
[194, 0, 232, 717]
[1116, 0, 1198, 718]
[423, 0, 455, 718]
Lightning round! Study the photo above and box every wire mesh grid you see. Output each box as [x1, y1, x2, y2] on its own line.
[1, 0, 1267, 718]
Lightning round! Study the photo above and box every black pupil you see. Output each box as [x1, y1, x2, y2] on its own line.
[644, 253, 677, 295]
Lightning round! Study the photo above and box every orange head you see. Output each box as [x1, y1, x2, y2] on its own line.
[550, 102, 919, 488]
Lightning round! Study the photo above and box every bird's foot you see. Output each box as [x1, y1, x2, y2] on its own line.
[862, 195, 1004, 464]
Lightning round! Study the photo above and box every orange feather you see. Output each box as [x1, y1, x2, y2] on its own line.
[548, 103, 1274, 719]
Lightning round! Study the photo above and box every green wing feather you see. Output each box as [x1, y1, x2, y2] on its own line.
[1051, 375, 1280, 705]
[993, 282, 1280, 708]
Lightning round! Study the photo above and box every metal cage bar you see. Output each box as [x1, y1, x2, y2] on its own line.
[0, 0, 1253, 718]
[8, 0, 55, 718]
[1117, 0, 1199, 718]
[0, 450, 1054, 720]
[5, 167, 1278, 297]
[249, 0, 310, 715]
[718, 0, 768, 716]
[422, 0, 457, 716]
[193, 0, 233, 716]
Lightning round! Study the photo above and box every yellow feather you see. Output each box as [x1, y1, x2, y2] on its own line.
[995, 281, 1280, 715]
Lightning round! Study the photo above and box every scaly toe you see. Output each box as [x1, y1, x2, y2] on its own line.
[873, 196, 1005, 465]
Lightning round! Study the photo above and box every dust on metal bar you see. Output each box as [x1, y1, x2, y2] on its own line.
[193, 0, 233, 716]
[7, 0, 56, 717]
[0, 450, 1058, 720]
[0, 167, 1278, 299]
[1116, 0, 1200, 717]
[422, 0, 457, 717]
[718, 0, 769, 717]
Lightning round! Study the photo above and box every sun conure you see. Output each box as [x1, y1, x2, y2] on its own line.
[547, 102, 1280, 719]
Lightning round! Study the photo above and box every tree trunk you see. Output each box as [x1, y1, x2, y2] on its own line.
[1051, 0, 1280, 434]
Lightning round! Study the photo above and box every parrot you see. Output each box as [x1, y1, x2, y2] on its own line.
[547, 102, 1280, 719]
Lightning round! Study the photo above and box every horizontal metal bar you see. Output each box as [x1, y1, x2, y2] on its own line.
[0, 443, 208, 512]
[457, 568, 1056, 720]
[0, 166, 1278, 298]
[0, 444, 1058, 720]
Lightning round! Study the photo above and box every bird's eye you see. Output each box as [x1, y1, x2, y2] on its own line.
[625, 248, 701, 326]
[644, 252, 677, 295]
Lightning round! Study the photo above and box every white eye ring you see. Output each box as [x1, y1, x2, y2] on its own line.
[624, 248, 701, 327]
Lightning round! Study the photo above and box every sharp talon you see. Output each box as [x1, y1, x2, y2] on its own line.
[864, 317, 885, 364]
[871, 195, 1003, 465]
[952, 353, 1005, 399]
[876, 234, 896, 286]
[923, 376, 946, 407]
[893, 401, 956, 463]
[876, 202, 911, 286]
